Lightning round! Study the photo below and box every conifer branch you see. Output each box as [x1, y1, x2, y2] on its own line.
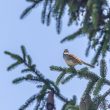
[5, 45, 69, 109]
[93, 78, 105, 96]
[20, 0, 110, 65]
[12, 74, 39, 84]
[100, 58, 107, 78]
[83, 80, 96, 96]
[101, 89, 110, 101]
[60, 28, 83, 43]
[19, 94, 37, 110]
[50, 65, 110, 86]
[95, 89, 110, 108]
[20, 0, 43, 19]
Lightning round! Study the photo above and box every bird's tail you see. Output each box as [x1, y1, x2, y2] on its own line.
[82, 61, 94, 68]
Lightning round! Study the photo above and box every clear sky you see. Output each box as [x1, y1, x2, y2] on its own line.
[0, 0, 106, 110]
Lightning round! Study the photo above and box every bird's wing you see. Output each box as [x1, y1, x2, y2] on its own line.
[67, 53, 83, 64]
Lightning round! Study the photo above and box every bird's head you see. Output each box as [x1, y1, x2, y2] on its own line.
[64, 49, 69, 54]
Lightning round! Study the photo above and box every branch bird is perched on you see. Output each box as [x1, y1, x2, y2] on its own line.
[63, 49, 94, 68]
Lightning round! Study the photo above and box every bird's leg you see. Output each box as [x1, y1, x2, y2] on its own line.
[70, 66, 77, 73]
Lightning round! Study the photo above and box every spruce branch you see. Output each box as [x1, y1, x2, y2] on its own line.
[19, 87, 46, 110]
[20, 0, 43, 19]
[61, 73, 76, 84]
[101, 89, 110, 101]
[46, 0, 52, 26]
[60, 28, 83, 43]
[27, 55, 32, 66]
[20, 58, 68, 103]
[7, 61, 22, 71]
[21, 68, 33, 73]
[41, 0, 49, 24]
[5, 45, 69, 109]
[50, 65, 110, 86]
[60, 97, 78, 110]
[91, 45, 102, 65]
[100, 58, 107, 78]
[83, 80, 96, 96]
[61, 100, 78, 110]
[50, 65, 66, 72]
[19, 94, 37, 110]
[20, 0, 110, 65]
[94, 89, 110, 108]
[20, 3, 36, 19]
[4, 51, 23, 62]
[99, 99, 108, 110]
[85, 41, 91, 57]
[55, 72, 66, 85]
[4, 0, 110, 109]
[12, 74, 39, 84]
[93, 78, 105, 96]
[50, 65, 76, 73]
[76, 68, 110, 86]
[21, 45, 27, 61]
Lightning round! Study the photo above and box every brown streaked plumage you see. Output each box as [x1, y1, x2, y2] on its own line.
[63, 49, 94, 68]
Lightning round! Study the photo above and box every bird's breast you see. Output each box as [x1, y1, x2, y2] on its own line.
[63, 54, 77, 66]
[65, 60, 76, 66]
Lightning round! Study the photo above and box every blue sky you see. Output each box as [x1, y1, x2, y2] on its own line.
[0, 0, 105, 110]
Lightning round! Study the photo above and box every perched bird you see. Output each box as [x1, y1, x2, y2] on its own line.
[63, 49, 94, 68]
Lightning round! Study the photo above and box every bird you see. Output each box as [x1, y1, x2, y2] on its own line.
[63, 49, 94, 68]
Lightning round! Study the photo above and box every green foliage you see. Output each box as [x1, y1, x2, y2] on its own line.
[20, 0, 43, 19]
[60, 28, 83, 43]
[4, 51, 23, 71]
[61, 100, 79, 110]
[5, 45, 110, 110]
[101, 89, 110, 101]
[85, 41, 91, 57]
[5, 46, 69, 110]
[50, 65, 110, 86]
[5, 45, 37, 73]
[55, 72, 66, 85]
[36, 85, 47, 101]
[4, 51, 23, 61]
[91, 45, 102, 65]
[27, 55, 32, 66]
[61, 73, 76, 84]
[101, 34, 110, 57]
[19, 94, 37, 110]
[50, 65, 66, 72]
[7, 61, 22, 71]
[50, 65, 110, 108]
[83, 80, 96, 95]
[54, 0, 67, 34]
[12, 74, 39, 84]
[5, 0, 110, 109]
[21, 68, 32, 73]
[50, 65, 78, 86]
[72, 95, 77, 105]
[20, 0, 110, 67]
[77, 67, 98, 80]
[20, 3, 36, 19]
[99, 99, 108, 110]
[91, 3, 99, 30]
[41, 0, 49, 24]
[50, 65, 77, 74]
[100, 59, 107, 78]
[93, 78, 105, 96]
[55, 71, 76, 85]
